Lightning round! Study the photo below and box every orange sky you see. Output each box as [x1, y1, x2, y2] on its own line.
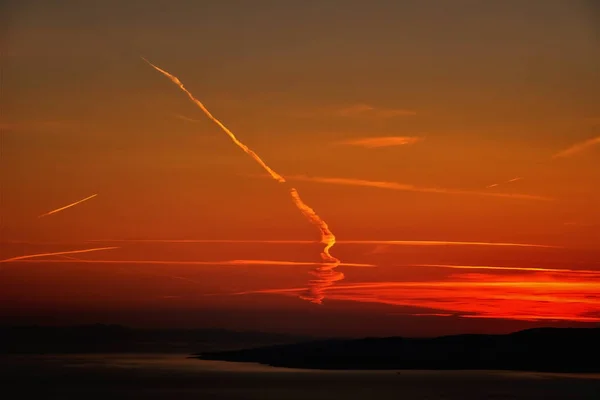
[1, 0, 599, 336]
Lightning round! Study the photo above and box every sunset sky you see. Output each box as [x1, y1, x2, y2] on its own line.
[1, 0, 599, 336]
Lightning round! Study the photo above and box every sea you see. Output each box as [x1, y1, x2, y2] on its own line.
[1, 353, 599, 399]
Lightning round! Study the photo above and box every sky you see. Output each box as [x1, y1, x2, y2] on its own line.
[1, 0, 599, 337]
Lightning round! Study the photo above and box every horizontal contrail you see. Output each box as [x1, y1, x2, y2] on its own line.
[4, 258, 372, 267]
[86, 238, 558, 248]
[224, 275, 600, 322]
[229, 259, 365, 267]
[553, 135, 600, 158]
[18, 258, 592, 274]
[38, 194, 97, 218]
[415, 264, 600, 275]
[346, 240, 556, 248]
[226, 279, 600, 296]
[460, 314, 600, 322]
[0, 247, 119, 263]
[285, 175, 552, 201]
[338, 136, 422, 148]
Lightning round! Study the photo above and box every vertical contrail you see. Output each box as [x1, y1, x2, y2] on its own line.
[39, 194, 97, 218]
[142, 58, 285, 183]
[288, 188, 338, 264]
[143, 58, 339, 303]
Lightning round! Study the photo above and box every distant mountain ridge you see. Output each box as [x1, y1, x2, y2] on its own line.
[197, 327, 600, 372]
[0, 324, 312, 354]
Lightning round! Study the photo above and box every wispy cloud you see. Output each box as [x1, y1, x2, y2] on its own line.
[338, 136, 423, 149]
[232, 274, 600, 322]
[287, 175, 552, 201]
[334, 104, 417, 118]
[553, 135, 600, 158]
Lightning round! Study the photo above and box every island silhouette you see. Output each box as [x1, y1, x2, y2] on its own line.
[3, 325, 599, 373]
[197, 327, 600, 372]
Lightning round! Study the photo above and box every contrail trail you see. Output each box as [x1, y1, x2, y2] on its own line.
[345, 240, 556, 248]
[486, 134, 600, 189]
[0, 247, 119, 263]
[486, 177, 523, 189]
[86, 238, 558, 248]
[414, 264, 600, 275]
[219, 271, 600, 323]
[288, 188, 338, 264]
[38, 194, 97, 218]
[230, 278, 600, 295]
[285, 175, 551, 201]
[553, 135, 600, 159]
[143, 58, 340, 303]
[143, 58, 285, 183]
[5, 258, 371, 267]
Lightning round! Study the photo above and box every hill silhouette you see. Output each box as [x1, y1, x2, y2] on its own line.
[197, 327, 600, 372]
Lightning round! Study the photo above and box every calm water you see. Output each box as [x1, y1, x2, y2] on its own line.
[1, 353, 599, 399]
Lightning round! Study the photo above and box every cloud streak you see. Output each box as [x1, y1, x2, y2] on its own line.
[288, 175, 552, 201]
[553, 135, 600, 158]
[144, 58, 286, 183]
[231, 274, 600, 322]
[38, 194, 98, 218]
[338, 136, 423, 149]
[0, 247, 119, 263]
[335, 104, 417, 118]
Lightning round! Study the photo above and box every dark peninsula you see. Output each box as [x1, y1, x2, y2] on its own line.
[197, 327, 600, 372]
